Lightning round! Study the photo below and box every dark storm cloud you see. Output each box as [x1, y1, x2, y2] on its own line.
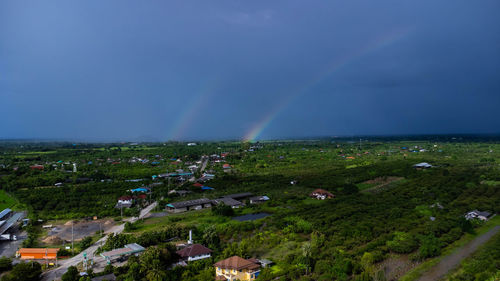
[1, 0, 499, 141]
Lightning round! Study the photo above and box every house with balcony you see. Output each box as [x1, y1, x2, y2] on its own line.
[214, 256, 260, 281]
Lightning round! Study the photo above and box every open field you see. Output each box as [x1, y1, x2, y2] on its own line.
[0, 190, 18, 210]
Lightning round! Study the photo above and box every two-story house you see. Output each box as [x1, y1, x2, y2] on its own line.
[214, 256, 260, 281]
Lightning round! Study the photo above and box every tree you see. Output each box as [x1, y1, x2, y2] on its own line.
[125, 262, 143, 281]
[386, 232, 418, 253]
[343, 184, 359, 195]
[202, 225, 220, 250]
[301, 242, 312, 275]
[360, 252, 374, 273]
[458, 217, 474, 234]
[211, 204, 234, 217]
[0, 257, 12, 273]
[418, 235, 441, 259]
[62, 266, 80, 281]
[79, 236, 93, 249]
[4, 261, 42, 281]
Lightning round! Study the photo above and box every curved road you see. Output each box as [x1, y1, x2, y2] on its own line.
[42, 202, 157, 281]
[417, 225, 500, 281]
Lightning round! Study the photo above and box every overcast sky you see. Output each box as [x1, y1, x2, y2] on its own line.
[1, 0, 499, 141]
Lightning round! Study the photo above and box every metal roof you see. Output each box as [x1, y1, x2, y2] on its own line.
[0, 212, 23, 236]
[223, 192, 253, 199]
[100, 243, 145, 258]
[213, 197, 243, 206]
[167, 198, 212, 209]
[0, 209, 12, 220]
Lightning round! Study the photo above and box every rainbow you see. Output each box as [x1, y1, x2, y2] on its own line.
[168, 80, 220, 140]
[243, 26, 414, 142]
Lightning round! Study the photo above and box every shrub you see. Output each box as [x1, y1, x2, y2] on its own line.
[386, 232, 418, 254]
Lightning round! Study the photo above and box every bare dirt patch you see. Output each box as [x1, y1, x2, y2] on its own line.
[362, 177, 404, 193]
[43, 219, 116, 242]
[377, 254, 421, 281]
[364, 176, 404, 185]
[42, 235, 63, 245]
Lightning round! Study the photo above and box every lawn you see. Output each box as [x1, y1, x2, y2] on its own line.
[0, 190, 18, 210]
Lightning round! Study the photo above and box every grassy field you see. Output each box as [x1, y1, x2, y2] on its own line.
[0, 190, 18, 210]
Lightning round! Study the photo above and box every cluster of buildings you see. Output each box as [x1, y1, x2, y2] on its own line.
[172, 230, 271, 281]
[465, 210, 493, 221]
[166, 192, 270, 213]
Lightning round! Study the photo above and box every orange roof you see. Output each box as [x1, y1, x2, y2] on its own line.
[19, 248, 59, 254]
[214, 256, 260, 270]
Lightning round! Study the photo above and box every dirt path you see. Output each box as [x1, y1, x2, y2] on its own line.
[416, 225, 500, 281]
[41, 202, 157, 281]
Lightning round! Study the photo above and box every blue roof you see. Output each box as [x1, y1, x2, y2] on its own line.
[131, 188, 149, 193]
[201, 186, 214, 190]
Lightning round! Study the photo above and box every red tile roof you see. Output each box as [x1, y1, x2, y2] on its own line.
[176, 244, 212, 258]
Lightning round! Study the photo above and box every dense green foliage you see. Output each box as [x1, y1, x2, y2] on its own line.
[0, 261, 42, 281]
[0, 138, 499, 280]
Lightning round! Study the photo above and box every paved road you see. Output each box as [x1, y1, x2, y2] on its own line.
[0, 231, 26, 259]
[42, 202, 157, 281]
[417, 225, 500, 281]
[200, 156, 209, 173]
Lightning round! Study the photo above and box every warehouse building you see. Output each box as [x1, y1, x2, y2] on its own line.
[166, 198, 213, 213]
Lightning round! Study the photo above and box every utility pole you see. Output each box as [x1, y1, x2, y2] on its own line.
[71, 221, 74, 256]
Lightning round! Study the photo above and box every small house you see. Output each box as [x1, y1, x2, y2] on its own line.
[465, 210, 493, 221]
[413, 162, 432, 169]
[249, 196, 270, 204]
[30, 165, 44, 170]
[310, 189, 334, 200]
[176, 244, 212, 262]
[116, 196, 133, 208]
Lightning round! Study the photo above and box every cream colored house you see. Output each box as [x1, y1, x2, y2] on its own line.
[214, 256, 260, 281]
